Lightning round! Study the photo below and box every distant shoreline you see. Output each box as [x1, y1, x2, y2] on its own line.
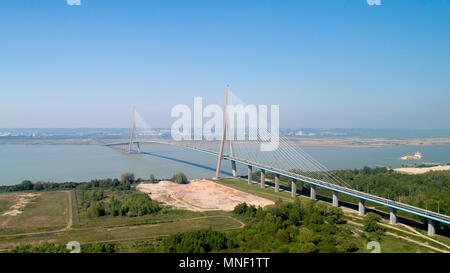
[394, 165, 450, 174]
[2, 137, 450, 148]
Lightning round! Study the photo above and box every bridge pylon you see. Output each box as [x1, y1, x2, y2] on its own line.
[215, 84, 237, 179]
[128, 106, 141, 154]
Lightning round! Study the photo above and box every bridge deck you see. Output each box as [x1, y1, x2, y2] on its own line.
[106, 140, 450, 225]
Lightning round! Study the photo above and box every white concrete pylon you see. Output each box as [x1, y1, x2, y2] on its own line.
[128, 106, 141, 154]
[215, 84, 237, 179]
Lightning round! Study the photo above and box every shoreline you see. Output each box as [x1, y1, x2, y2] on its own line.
[393, 165, 450, 175]
[0, 137, 450, 148]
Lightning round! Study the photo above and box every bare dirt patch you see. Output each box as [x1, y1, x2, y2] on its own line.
[137, 179, 274, 211]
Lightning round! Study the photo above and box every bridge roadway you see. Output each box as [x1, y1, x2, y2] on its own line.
[106, 140, 450, 228]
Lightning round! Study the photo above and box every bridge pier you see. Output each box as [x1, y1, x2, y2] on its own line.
[260, 169, 265, 188]
[291, 179, 296, 198]
[275, 174, 280, 192]
[310, 184, 316, 200]
[247, 165, 252, 185]
[427, 219, 436, 236]
[231, 160, 237, 177]
[332, 191, 339, 207]
[389, 208, 397, 225]
[358, 199, 366, 216]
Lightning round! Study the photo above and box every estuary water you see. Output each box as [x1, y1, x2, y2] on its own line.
[0, 144, 449, 185]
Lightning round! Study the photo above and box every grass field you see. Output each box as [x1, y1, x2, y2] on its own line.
[0, 191, 68, 234]
[0, 210, 242, 251]
[0, 190, 243, 251]
[0, 179, 448, 253]
[0, 194, 16, 216]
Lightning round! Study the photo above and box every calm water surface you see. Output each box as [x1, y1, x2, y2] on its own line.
[0, 144, 449, 185]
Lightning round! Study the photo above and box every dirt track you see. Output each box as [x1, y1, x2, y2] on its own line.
[65, 191, 73, 230]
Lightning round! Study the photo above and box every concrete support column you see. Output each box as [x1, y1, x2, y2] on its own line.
[310, 184, 316, 200]
[358, 198, 366, 216]
[247, 165, 252, 185]
[231, 160, 237, 177]
[260, 169, 265, 188]
[389, 207, 397, 225]
[275, 174, 280, 192]
[427, 219, 436, 236]
[332, 191, 339, 207]
[291, 179, 297, 198]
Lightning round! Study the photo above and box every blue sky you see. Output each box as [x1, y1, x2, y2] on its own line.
[0, 0, 449, 128]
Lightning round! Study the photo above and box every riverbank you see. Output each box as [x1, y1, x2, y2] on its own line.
[286, 137, 450, 148]
[1, 136, 450, 148]
[393, 165, 450, 175]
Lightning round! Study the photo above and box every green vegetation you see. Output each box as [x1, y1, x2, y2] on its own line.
[78, 189, 161, 218]
[332, 167, 449, 215]
[0, 191, 68, 234]
[149, 173, 156, 183]
[0, 180, 80, 193]
[6, 242, 70, 253]
[1, 169, 448, 253]
[5, 242, 117, 253]
[0, 177, 141, 193]
[161, 228, 232, 253]
[158, 200, 358, 253]
[363, 212, 385, 235]
[254, 167, 449, 225]
[171, 172, 189, 184]
[120, 173, 135, 185]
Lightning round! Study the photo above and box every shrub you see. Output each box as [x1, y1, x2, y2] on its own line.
[171, 172, 189, 184]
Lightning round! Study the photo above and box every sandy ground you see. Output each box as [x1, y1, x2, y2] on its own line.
[136, 179, 274, 211]
[393, 165, 450, 174]
[1, 193, 40, 217]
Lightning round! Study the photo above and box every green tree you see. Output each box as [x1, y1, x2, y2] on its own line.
[149, 173, 156, 183]
[233, 202, 248, 215]
[171, 172, 189, 184]
[20, 180, 34, 191]
[88, 202, 106, 218]
[120, 173, 135, 185]
[120, 193, 161, 216]
[363, 212, 384, 233]
[82, 243, 116, 253]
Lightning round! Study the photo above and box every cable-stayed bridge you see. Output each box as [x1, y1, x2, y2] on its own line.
[106, 88, 449, 236]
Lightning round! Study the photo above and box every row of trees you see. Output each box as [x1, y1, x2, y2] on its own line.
[0, 180, 80, 192]
[253, 167, 450, 219]
[0, 174, 137, 193]
[0, 171, 184, 192]
[332, 167, 450, 216]
[6, 242, 116, 253]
